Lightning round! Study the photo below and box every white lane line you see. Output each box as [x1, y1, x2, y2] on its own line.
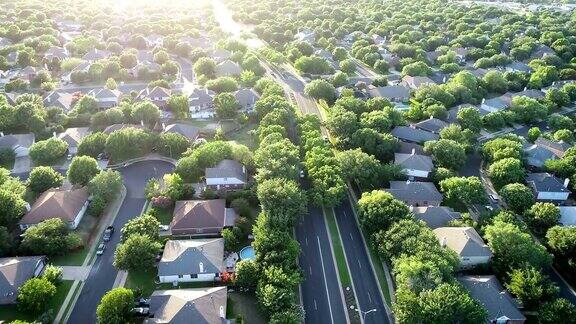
[367, 291, 372, 303]
[358, 259, 362, 269]
[306, 237, 309, 246]
[309, 266, 313, 276]
[317, 236, 335, 324]
[314, 299, 318, 310]
[349, 233, 353, 241]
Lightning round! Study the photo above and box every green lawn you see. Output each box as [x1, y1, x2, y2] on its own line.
[150, 206, 174, 225]
[0, 280, 73, 323]
[50, 248, 89, 266]
[227, 122, 258, 150]
[324, 208, 352, 287]
[228, 292, 267, 324]
[126, 269, 219, 297]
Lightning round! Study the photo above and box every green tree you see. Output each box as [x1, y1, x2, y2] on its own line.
[546, 226, 576, 259]
[67, 156, 100, 186]
[77, 132, 108, 158]
[304, 79, 336, 103]
[424, 139, 467, 171]
[256, 178, 307, 229]
[193, 57, 216, 79]
[29, 138, 68, 166]
[167, 94, 189, 119]
[28, 166, 64, 193]
[17, 278, 56, 314]
[509, 96, 548, 124]
[487, 158, 525, 189]
[457, 107, 482, 133]
[88, 170, 123, 203]
[42, 265, 63, 286]
[214, 92, 239, 119]
[105, 128, 152, 161]
[235, 259, 259, 289]
[113, 234, 161, 271]
[499, 183, 535, 213]
[358, 190, 412, 235]
[0, 190, 26, 229]
[528, 127, 541, 142]
[157, 133, 189, 158]
[121, 214, 160, 242]
[131, 101, 160, 126]
[20, 218, 82, 256]
[538, 298, 576, 324]
[506, 266, 559, 309]
[96, 288, 134, 324]
[206, 77, 239, 93]
[525, 202, 560, 234]
[439, 176, 486, 206]
[336, 149, 383, 189]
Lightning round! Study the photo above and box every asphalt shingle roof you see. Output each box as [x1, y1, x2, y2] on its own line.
[158, 239, 223, 277]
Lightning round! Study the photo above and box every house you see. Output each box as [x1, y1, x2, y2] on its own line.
[0, 256, 46, 305]
[146, 287, 227, 323]
[524, 137, 569, 168]
[368, 85, 410, 102]
[205, 159, 247, 190]
[531, 44, 555, 59]
[391, 126, 439, 143]
[87, 88, 122, 108]
[413, 117, 450, 134]
[458, 276, 526, 324]
[386, 181, 443, 206]
[401, 75, 436, 90]
[559, 207, 576, 226]
[63, 61, 91, 83]
[234, 88, 260, 110]
[215, 60, 242, 77]
[180, 36, 211, 49]
[145, 34, 163, 48]
[170, 199, 237, 236]
[43, 91, 74, 112]
[157, 238, 224, 283]
[82, 49, 111, 62]
[411, 206, 461, 229]
[102, 123, 143, 135]
[526, 173, 571, 202]
[295, 29, 316, 43]
[163, 123, 200, 142]
[433, 227, 493, 268]
[0, 133, 35, 157]
[506, 61, 532, 73]
[453, 47, 469, 62]
[19, 187, 90, 230]
[397, 142, 426, 155]
[0, 37, 12, 47]
[138, 86, 171, 108]
[513, 88, 545, 100]
[212, 48, 232, 62]
[17, 66, 38, 81]
[44, 46, 68, 61]
[372, 34, 387, 45]
[188, 88, 215, 112]
[57, 127, 90, 155]
[394, 151, 434, 178]
[480, 94, 512, 113]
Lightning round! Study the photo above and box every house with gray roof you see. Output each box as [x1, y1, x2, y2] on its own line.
[57, 127, 90, 155]
[397, 142, 425, 155]
[534, 137, 571, 157]
[215, 60, 242, 77]
[0, 133, 35, 157]
[368, 85, 410, 102]
[395, 151, 434, 178]
[146, 287, 227, 324]
[524, 137, 570, 169]
[386, 181, 443, 206]
[480, 94, 512, 112]
[103, 123, 143, 134]
[526, 172, 571, 202]
[506, 61, 532, 73]
[138, 86, 171, 108]
[434, 227, 492, 268]
[158, 238, 224, 283]
[513, 89, 545, 100]
[531, 44, 555, 59]
[163, 123, 200, 142]
[43, 91, 74, 112]
[188, 87, 215, 113]
[212, 48, 232, 62]
[559, 206, 576, 226]
[44, 46, 68, 61]
[391, 126, 439, 144]
[0, 256, 46, 304]
[234, 88, 260, 110]
[88, 88, 122, 108]
[205, 159, 247, 190]
[82, 48, 111, 62]
[413, 117, 450, 134]
[458, 275, 526, 324]
[411, 206, 461, 229]
[170, 199, 237, 236]
[401, 75, 436, 90]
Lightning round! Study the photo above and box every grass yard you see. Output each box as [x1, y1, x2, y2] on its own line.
[50, 248, 89, 266]
[126, 269, 221, 297]
[149, 206, 174, 225]
[0, 280, 73, 323]
[227, 121, 258, 150]
[324, 208, 352, 287]
[228, 291, 267, 324]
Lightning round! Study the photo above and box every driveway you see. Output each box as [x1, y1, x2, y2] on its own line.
[66, 160, 174, 324]
[11, 156, 31, 174]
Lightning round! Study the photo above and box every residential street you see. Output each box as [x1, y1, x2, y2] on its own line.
[65, 160, 174, 324]
[295, 204, 348, 324]
[333, 199, 390, 324]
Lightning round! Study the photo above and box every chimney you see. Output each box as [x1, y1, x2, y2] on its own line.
[0, 132, 4, 137]
[161, 122, 166, 131]
[409, 206, 414, 212]
[406, 179, 411, 185]
[411, 148, 416, 155]
[219, 305, 225, 318]
[564, 178, 570, 188]
[53, 131, 57, 138]
[25, 202, 31, 212]
[481, 98, 485, 104]
[523, 87, 527, 91]
[442, 76, 446, 83]
[441, 237, 447, 247]
[140, 119, 144, 126]
[429, 115, 434, 120]
[199, 262, 204, 273]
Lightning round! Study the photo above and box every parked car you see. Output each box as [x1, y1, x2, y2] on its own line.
[103, 226, 114, 241]
[96, 243, 106, 255]
[136, 297, 151, 307]
[132, 307, 150, 317]
[158, 224, 169, 231]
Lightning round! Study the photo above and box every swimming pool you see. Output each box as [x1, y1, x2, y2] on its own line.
[239, 246, 255, 260]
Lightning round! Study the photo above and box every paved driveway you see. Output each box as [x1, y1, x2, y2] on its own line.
[66, 160, 174, 324]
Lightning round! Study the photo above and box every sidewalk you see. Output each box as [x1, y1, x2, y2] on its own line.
[54, 184, 127, 324]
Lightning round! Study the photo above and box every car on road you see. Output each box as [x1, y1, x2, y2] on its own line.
[489, 194, 499, 202]
[300, 170, 305, 178]
[323, 135, 329, 143]
[103, 226, 114, 241]
[96, 243, 106, 255]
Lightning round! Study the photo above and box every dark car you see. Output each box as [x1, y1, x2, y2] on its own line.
[103, 226, 114, 242]
[136, 297, 151, 307]
[132, 307, 150, 317]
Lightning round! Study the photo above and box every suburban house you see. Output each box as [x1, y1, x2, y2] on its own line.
[103, 123, 143, 135]
[212, 48, 232, 62]
[559, 207, 576, 226]
[531, 44, 555, 59]
[458, 276, 526, 324]
[234, 88, 260, 110]
[397, 142, 425, 155]
[386, 181, 443, 206]
[138, 86, 171, 108]
[526, 173, 571, 202]
[43, 91, 74, 112]
[146, 287, 227, 323]
[188, 88, 215, 112]
[413, 117, 450, 134]
[17, 66, 38, 81]
[44, 46, 68, 61]
[0, 256, 46, 305]
[82, 48, 111, 62]
[506, 61, 532, 73]
[19, 187, 90, 230]
[162, 123, 200, 142]
[295, 29, 315, 43]
[158, 238, 224, 284]
[0, 133, 35, 157]
[394, 151, 434, 178]
[401, 75, 436, 90]
[391, 126, 439, 143]
[170, 199, 237, 236]
[480, 95, 512, 113]
[180, 36, 211, 49]
[57, 127, 91, 155]
[434, 227, 493, 268]
[411, 206, 462, 229]
[88, 88, 122, 108]
[524, 137, 571, 168]
[215, 60, 242, 77]
[205, 159, 247, 191]
[368, 85, 411, 102]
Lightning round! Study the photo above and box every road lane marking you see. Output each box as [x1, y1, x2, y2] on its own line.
[367, 291, 372, 303]
[358, 259, 362, 269]
[309, 266, 313, 276]
[349, 233, 353, 241]
[305, 237, 308, 246]
[317, 236, 335, 324]
[314, 299, 317, 310]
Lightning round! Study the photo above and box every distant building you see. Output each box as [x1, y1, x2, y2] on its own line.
[88, 88, 122, 109]
[392, 126, 439, 144]
[413, 117, 450, 134]
[368, 85, 410, 102]
[215, 60, 242, 77]
[82, 49, 111, 62]
[412, 206, 461, 229]
[162, 123, 200, 142]
[234, 88, 260, 110]
[0, 133, 35, 157]
[102, 123, 143, 135]
[401, 75, 436, 90]
[57, 127, 91, 155]
[394, 151, 434, 178]
[43, 91, 74, 112]
[188, 88, 215, 112]
[138, 86, 171, 108]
